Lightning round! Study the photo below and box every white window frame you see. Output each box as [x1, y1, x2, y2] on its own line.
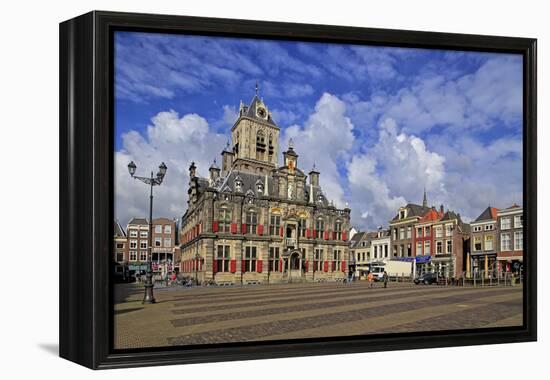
[164, 238, 171, 247]
[416, 242, 422, 255]
[129, 251, 137, 261]
[154, 237, 162, 247]
[485, 235, 494, 251]
[130, 240, 138, 249]
[424, 240, 431, 255]
[154, 225, 162, 233]
[164, 224, 172, 234]
[514, 215, 523, 229]
[139, 251, 147, 261]
[500, 217, 511, 230]
[514, 231, 523, 250]
[501, 233, 511, 251]
[140, 241, 147, 249]
[140, 230, 148, 238]
[129, 230, 138, 237]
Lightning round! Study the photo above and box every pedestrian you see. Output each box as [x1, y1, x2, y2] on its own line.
[383, 270, 388, 288]
[367, 271, 374, 288]
[348, 268, 354, 284]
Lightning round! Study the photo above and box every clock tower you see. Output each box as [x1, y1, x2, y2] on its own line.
[230, 88, 280, 174]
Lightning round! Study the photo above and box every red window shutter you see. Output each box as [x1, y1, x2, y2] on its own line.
[280, 226, 284, 237]
[257, 260, 263, 273]
[231, 223, 237, 234]
[306, 228, 311, 238]
[213, 259, 217, 274]
[333, 231, 337, 240]
[305, 260, 309, 272]
[342, 231, 347, 241]
[341, 260, 347, 272]
[280, 259, 283, 272]
[242, 260, 246, 273]
[212, 221, 219, 233]
[324, 230, 329, 240]
[242, 223, 247, 234]
[230, 259, 236, 273]
[324, 261, 329, 272]
[257, 224, 264, 235]
[313, 229, 317, 238]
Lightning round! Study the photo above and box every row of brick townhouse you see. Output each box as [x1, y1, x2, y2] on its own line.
[178, 92, 351, 285]
[351, 191, 522, 280]
[112, 217, 178, 275]
[468, 204, 523, 277]
[352, 191, 470, 279]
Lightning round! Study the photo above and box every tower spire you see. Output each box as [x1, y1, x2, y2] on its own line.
[255, 81, 259, 96]
[422, 187, 428, 208]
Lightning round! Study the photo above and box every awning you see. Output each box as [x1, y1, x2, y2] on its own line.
[395, 256, 431, 263]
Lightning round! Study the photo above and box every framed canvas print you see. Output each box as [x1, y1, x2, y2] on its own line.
[59, 11, 537, 369]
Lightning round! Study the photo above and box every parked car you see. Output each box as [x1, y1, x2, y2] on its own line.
[414, 272, 438, 285]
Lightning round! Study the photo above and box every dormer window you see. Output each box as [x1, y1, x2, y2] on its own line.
[256, 181, 264, 193]
[399, 209, 407, 219]
[234, 177, 243, 192]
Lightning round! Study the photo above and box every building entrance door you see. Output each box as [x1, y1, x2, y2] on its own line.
[289, 251, 302, 281]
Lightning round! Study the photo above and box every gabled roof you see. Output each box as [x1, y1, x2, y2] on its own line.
[350, 231, 379, 248]
[128, 217, 148, 226]
[114, 219, 126, 237]
[350, 232, 366, 248]
[474, 206, 499, 222]
[418, 208, 443, 223]
[240, 95, 278, 127]
[391, 203, 432, 222]
[440, 210, 460, 222]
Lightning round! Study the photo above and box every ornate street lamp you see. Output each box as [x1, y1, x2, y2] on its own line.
[127, 161, 168, 304]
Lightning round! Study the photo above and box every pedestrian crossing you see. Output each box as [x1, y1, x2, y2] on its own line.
[113, 282, 523, 349]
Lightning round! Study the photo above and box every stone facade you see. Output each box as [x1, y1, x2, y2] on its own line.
[179, 93, 351, 284]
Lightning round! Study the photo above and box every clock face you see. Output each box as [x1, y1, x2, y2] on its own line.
[257, 107, 267, 119]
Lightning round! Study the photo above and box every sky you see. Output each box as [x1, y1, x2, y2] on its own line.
[114, 31, 523, 231]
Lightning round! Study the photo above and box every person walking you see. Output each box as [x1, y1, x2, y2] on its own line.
[383, 270, 389, 288]
[367, 271, 374, 288]
[348, 268, 354, 284]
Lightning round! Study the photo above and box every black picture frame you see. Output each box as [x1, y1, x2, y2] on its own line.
[59, 10, 537, 369]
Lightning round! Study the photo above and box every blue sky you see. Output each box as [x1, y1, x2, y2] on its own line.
[114, 31, 523, 230]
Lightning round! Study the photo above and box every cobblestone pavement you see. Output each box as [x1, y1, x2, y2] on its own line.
[113, 281, 523, 349]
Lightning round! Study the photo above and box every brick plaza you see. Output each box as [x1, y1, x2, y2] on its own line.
[113, 282, 523, 349]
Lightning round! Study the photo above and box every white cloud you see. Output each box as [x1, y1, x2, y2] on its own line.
[282, 93, 355, 208]
[347, 118, 444, 229]
[115, 110, 226, 225]
[343, 55, 522, 136]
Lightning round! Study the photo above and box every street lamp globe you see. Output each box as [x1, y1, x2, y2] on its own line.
[127, 161, 137, 176]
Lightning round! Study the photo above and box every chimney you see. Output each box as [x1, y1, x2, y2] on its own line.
[440, 204, 444, 214]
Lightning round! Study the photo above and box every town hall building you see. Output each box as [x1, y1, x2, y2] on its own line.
[179, 91, 352, 284]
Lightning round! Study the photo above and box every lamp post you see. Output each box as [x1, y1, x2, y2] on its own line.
[127, 161, 167, 304]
